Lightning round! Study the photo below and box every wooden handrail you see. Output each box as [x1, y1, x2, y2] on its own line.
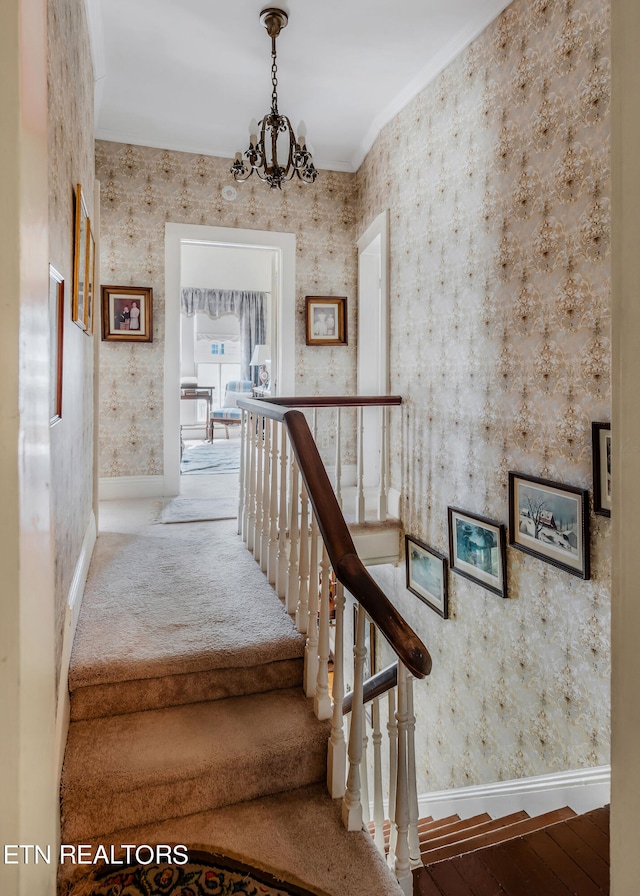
[238, 396, 432, 680]
[259, 395, 402, 408]
[343, 662, 398, 714]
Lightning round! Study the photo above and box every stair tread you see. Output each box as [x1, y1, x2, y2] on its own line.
[59, 784, 403, 896]
[61, 687, 330, 840]
[420, 811, 528, 854]
[68, 525, 304, 692]
[415, 806, 609, 896]
[424, 806, 577, 864]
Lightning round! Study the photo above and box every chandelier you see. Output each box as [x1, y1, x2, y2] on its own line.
[230, 7, 317, 190]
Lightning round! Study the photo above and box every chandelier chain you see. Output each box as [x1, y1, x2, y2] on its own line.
[271, 37, 278, 114]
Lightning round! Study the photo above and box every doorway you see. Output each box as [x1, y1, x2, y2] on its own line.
[357, 210, 390, 489]
[164, 224, 296, 496]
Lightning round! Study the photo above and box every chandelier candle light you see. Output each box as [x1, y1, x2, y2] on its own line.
[230, 8, 317, 189]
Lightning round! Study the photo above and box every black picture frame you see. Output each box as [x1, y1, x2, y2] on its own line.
[405, 535, 449, 618]
[508, 472, 590, 580]
[592, 422, 611, 518]
[448, 507, 507, 598]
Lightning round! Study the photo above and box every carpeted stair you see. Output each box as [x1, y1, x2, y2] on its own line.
[60, 516, 403, 896]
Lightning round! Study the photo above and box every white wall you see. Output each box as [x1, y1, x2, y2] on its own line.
[0, 1, 58, 894]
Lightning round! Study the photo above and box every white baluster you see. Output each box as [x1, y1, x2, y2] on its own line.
[304, 514, 319, 697]
[334, 407, 343, 510]
[387, 687, 398, 869]
[253, 415, 263, 562]
[296, 480, 310, 633]
[260, 414, 270, 572]
[372, 696, 386, 856]
[285, 456, 300, 615]
[378, 405, 388, 522]
[407, 674, 421, 869]
[327, 582, 346, 798]
[246, 412, 256, 553]
[238, 408, 246, 535]
[314, 544, 332, 720]
[276, 424, 288, 599]
[267, 418, 279, 586]
[342, 604, 366, 831]
[361, 726, 370, 826]
[394, 663, 412, 895]
[355, 405, 365, 524]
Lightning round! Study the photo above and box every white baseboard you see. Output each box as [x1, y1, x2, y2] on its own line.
[418, 765, 611, 820]
[99, 475, 167, 500]
[55, 511, 97, 782]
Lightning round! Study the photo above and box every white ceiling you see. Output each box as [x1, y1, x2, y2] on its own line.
[87, 0, 512, 173]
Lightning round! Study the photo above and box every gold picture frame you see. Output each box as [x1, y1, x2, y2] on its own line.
[72, 184, 88, 330]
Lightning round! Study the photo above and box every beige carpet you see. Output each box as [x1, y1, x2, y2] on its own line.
[69, 519, 304, 704]
[61, 498, 403, 896]
[59, 785, 402, 896]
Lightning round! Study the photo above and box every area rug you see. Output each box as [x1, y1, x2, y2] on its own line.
[64, 851, 321, 896]
[181, 441, 240, 475]
[160, 496, 237, 523]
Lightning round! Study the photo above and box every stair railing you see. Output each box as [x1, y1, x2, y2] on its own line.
[237, 396, 431, 896]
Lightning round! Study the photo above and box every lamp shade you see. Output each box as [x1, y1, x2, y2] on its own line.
[250, 344, 271, 366]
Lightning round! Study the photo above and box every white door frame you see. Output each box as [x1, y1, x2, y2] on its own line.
[164, 223, 296, 496]
[357, 210, 389, 486]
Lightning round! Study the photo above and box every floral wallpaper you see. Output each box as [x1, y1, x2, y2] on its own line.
[95, 144, 358, 477]
[48, 0, 95, 683]
[358, 0, 611, 790]
[95, 0, 611, 789]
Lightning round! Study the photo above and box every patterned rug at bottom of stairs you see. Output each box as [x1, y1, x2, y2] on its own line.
[64, 850, 324, 896]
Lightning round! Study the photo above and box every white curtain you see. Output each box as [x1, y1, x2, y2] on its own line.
[181, 288, 267, 382]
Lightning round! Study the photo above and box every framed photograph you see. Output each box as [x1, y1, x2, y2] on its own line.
[592, 423, 611, 517]
[49, 265, 64, 425]
[84, 222, 96, 336]
[448, 507, 507, 598]
[405, 535, 448, 618]
[101, 285, 153, 342]
[72, 184, 88, 330]
[305, 296, 347, 346]
[508, 472, 590, 579]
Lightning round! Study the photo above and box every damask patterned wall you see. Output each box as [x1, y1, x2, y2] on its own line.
[95, 144, 357, 477]
[359, 0, 611, 789]
[48, 0, 95, 683]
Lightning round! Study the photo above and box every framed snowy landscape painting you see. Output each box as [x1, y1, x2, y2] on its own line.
[508, 472, 590, 580]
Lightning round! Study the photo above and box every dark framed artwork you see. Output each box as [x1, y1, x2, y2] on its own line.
[592, 423, 611, 517]
[305, 296, 347, 346]
[448, 507, 507, 598]
[101, 285, 153, 342]
[72, 184, 88, 330]
[84, 222, 96, 336]
[508, 472, 590, 580]
[49, 265, 64, 425]
[405, 535, 448, 618]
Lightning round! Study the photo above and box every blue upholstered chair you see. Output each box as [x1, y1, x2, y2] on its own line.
[209, 380, 253, 438]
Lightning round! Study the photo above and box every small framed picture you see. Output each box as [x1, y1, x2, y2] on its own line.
[72, 184, 88, 330]
[592, 422, 611, 517]
[101, 285, 153, 342]
[448, 507, 507, 598]
[508, 472, 590, 579]
[49, 265, 64, 425]
[405, 535, 449, 618]
[305, 296, 347, 346]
